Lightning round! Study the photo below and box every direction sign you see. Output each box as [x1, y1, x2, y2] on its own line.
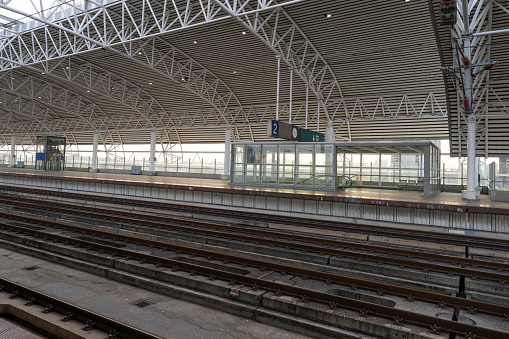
[299, 129, 325, 142]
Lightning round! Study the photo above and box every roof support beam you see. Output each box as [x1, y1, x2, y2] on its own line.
[0, 0, 307, 71]
[212, 1, 347, 124]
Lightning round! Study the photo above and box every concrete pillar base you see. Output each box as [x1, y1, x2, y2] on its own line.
[221, 175, 230, 181]
[148, 171, 157, 176]
[89, 168, 99, 173]
[7, 165, 15, 168]
[462, 190, 480, 200]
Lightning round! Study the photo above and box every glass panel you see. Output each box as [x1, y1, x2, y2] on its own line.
[261, 165, 278, 184]
[380, 154, 398, 186]
[246, 145, 261, 164]
[278, 165, 294, 185]
[315, 166, 333, 187]
[233, 171, 244, 183]
[362, 154, 379, 167]
[279, 145, 295, 167]
[245, 164, 260, 183]
[296, 144, 313, 166]
[315, 145, 333, 166]
[235, 146, 244, 163]
[296, 166, 313, 186]
[262, 145, 278, 165]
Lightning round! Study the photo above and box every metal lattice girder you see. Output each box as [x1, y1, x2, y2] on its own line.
[213, 1, 345, 119]
[116, 36, 249, 126]
[29, 55, 177, 126]
[0, 91, 444, 142]
[0, 70, 106, 129]
[0, 0, 306, 71]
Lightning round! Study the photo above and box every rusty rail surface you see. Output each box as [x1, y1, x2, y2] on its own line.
[0, 197, 508, 284]
[1, 218, 509, 339]
[1, 185, 508, 252]
[0, 277, 162, 339]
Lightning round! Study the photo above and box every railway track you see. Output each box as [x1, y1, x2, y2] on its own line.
[0, 276, 161, 339]
[0, 194, 507, 284]
[1, 184, 508, 253]
[0, 211, 508, 338]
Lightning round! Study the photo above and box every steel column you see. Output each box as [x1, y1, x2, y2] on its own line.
[276, 56, 281, 121]
[223, 126, 232, 179]
[326, 121, 335, 142]
[91, 131, 99, 173]
[8, 134, 15, 168]
[423, 145, 431, 198]
[461, 0, 480, 200]
[149, 129, 156, 175]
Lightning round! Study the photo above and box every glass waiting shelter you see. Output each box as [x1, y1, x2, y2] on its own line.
[35, 136, 66, 171]
[230, 141, 441, 197]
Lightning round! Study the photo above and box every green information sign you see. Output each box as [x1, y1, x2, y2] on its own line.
[299, 129, 324, 142]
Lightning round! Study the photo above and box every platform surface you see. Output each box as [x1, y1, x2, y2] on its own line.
[1, 167, 508, 213]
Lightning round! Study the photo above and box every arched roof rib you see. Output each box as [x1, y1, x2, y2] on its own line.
[216, 2, 345, 121]
[0, 69, 107, 124]
[0, 0, 453, 145]
[0, 0, 306, 70]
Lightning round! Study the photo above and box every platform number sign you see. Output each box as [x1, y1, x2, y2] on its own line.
[267, 120, 280, 137]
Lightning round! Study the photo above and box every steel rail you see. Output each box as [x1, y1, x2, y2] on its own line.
[2, 194, 508, 273]
[0, 277, 162, 339]
[1, 185, 508, 252]
[0, 221, 507, 339]
[0, 216, 509, 321]
[0, 198, 508, 284]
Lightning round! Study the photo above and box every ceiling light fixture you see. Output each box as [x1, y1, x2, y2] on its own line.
[325, 13, 332, 18]
[138, 52, 142, 55]
[242, 31, 246, 35]
[87, 90, 90, 92]
[193, 40, 197, 44]
[149, 82, 152, 85]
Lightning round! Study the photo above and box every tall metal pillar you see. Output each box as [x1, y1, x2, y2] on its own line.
[289, 68, 293, 124]
[305, 86, 309, 129]
[461, 0, 480, 200]
[8, 134, 16, 168]
[90, 130, 99, 172]
[223, 126, 232, 179]
[149, 129, 156, 175]
[276, 55, 281, 121]
[422, 145, 431, 198]
[326, 121, 335, 142]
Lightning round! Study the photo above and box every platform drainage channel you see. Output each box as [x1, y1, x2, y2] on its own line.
[327, 289, 396, 308]
[74, 236, 126, 248]
[174, 257, 250, 275]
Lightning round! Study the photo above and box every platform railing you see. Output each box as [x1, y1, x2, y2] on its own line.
[65, 155, 224, 175]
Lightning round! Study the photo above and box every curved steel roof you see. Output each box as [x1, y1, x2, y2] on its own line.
[0, 0, 504, 154]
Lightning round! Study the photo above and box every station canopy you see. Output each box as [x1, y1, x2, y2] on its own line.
[0, 1, 507, 156]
